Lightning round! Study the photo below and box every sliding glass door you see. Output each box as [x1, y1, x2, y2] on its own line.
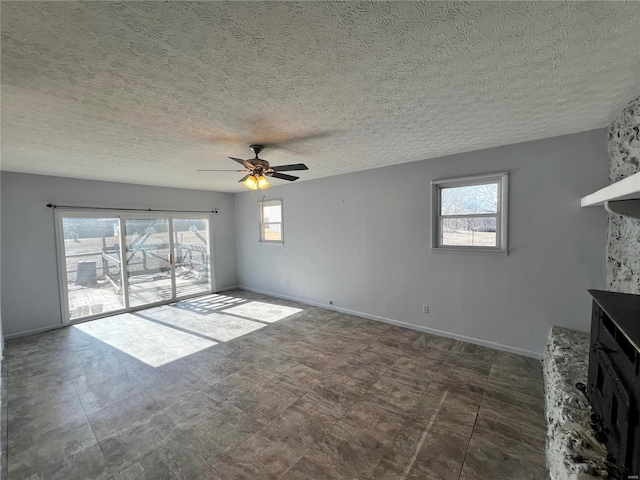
[56, 211, 212, 324]
[124, 217, 173, 308]
[60, 216, 126, 321]
[173, 217, 211, 298]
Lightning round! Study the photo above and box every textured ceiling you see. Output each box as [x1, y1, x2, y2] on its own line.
[1, 1, 639, 193]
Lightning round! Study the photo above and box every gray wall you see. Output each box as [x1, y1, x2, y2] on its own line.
[1, 172, 238, 338]
[235, 130, 609, 357]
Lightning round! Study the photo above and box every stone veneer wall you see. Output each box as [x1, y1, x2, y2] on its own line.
[544, 327, 608, 480]
[606, 95, 640, 294]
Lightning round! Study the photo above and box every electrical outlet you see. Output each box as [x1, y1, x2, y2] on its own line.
[422, 305, 429, 314]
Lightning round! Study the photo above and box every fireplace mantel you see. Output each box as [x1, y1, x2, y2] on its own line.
[582, 171, 640, 219]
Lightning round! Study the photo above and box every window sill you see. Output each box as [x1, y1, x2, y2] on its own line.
[259, 241, 284, 246]
[431, 247, 508, 256]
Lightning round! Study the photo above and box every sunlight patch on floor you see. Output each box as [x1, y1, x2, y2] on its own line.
[73, 313, 216, 367]
[181, 294, 246, 311]
[139, 306, 266, 342]
[221, 301, 302, 323]
[71, 294, 304, 367]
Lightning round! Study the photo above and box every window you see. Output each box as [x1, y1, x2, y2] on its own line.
[431, 172, 508, 255]
[260, 199, 283, 243]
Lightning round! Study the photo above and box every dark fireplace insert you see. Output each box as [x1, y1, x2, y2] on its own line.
[588, 289, 640, 479]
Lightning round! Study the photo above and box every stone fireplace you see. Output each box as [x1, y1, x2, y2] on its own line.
[544, 95, 640, 480]
[607, 96, 640, 295]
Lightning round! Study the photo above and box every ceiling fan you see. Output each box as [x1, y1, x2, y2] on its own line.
[199, 144, 308, 190]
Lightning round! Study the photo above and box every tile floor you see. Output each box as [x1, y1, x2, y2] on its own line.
[1, 290, 548, 480]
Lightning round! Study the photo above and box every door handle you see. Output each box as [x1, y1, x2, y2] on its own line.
[168, 253, 173, 265]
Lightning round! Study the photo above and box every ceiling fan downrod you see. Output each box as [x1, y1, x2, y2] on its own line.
[249, 144, 264, 157]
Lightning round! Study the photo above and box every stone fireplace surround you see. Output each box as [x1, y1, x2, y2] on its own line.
[544, 327, 609, 480]
[543, 96, 640, 480]
[607, 96, 640, 296]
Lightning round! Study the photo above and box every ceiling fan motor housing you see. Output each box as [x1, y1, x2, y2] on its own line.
[248, 144, 270, 170]
[251, 159, 270, 169]
[249, 144, 264, 156]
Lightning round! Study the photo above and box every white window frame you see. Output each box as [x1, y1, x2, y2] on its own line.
[431, 172, 508, 255]
[259, 199, 284, 244]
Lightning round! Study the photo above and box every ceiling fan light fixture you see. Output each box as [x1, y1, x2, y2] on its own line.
[203, 145, 307, 189]
[257, 175, 270, 190]
[243, 175, 258, 190]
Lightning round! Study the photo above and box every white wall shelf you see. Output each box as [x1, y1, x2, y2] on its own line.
[581, 171, 640, 207]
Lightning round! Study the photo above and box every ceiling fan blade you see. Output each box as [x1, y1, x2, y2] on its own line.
[271, 164, 309, 172]
[230, 157, 255, 169]
[269, 172, 300, 182]
[238, 174, 251, 183]
[197, 169, 245, 172]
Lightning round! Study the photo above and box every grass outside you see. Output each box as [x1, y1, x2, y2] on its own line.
[264, 228, 282, 241]
[442, 231, 496, 247]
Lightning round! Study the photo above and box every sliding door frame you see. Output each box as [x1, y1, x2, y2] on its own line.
[122, 214, 176, 312]
[55, 210, 126, 326]
[171, 213, 215, 302]
[54, 209, 215, 326]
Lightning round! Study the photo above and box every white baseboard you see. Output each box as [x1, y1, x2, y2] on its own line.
[5, 287, 243, 341]
[215, 285, 241, 293]
[237, 285, 543, 359]
[5, 324, 64, 340]
[4, 286, 543, 359]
